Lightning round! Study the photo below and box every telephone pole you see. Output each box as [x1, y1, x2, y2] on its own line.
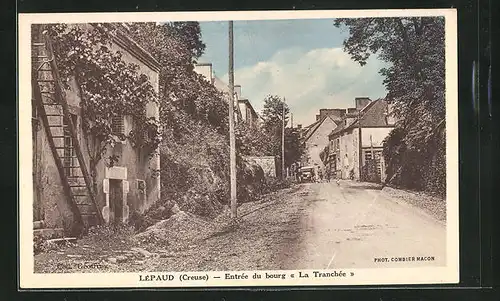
[228, 21, 237, 219]
[358, 109, 362, 181]
[282, 97, 286, 179]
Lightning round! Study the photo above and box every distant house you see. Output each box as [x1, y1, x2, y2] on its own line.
[299, 101, 372, 169]
[194, 63, 259, 127]
[238, 98, 259, 128]
[300, 113, 341, 169]
[195, 63, 273, 176]
[324, 98, 396, 182]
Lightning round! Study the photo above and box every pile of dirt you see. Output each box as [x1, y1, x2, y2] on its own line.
[382, 186, 446, 222]
[134, 208, 221, 250]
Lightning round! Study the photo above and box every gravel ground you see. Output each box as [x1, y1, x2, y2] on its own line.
[336, 180, 445, 223]
[34, 186, 304, 273]
[380, 186, 446, 223]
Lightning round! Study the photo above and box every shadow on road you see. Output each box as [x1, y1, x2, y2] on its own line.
[343, 184, 383, 191]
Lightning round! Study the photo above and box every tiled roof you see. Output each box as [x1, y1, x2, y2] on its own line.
[212, 76, 259, 119]
[329, 99, 390, 138]
[238, 98, 258, 117]
[302, 115, 338, 142]
[213, 76, 230, 95]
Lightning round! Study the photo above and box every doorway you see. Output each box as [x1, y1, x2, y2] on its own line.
[108, 179, 123, 225]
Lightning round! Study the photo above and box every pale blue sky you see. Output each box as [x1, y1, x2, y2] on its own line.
[198, 19, 387, 126]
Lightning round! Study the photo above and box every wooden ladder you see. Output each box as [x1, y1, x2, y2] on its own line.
[31, 27, 104, 234]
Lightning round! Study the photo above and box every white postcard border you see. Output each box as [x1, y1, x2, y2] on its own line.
[18, 9, 459, 288]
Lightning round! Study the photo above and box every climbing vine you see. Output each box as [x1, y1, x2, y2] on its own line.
[45, 23, 162, 162]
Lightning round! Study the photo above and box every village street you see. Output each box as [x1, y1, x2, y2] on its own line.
[35, 181, 446, 273]
[281, 181, 446, 270]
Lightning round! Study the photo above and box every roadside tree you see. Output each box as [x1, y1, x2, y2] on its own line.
[334, 17, 446, 195]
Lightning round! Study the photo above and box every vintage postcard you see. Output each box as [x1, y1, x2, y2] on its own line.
[18, 9, 458, 288]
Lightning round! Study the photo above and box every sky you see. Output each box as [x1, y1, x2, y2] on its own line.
[198, 19, 387, 126]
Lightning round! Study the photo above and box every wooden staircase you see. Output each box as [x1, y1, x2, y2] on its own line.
[32, 27, 104, 235]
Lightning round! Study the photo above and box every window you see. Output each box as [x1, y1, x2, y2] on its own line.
[137, 179, 146, 194]
[364, 151, 373, 161]
[246, 107, 252, 124]
[334, 138, 340, 151]
[111, 115, 125, 135]
[364, 149, 383, 176]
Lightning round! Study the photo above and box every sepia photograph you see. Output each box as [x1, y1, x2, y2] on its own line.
[19, 10, 458, 288]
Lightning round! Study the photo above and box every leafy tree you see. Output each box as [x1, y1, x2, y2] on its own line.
[284, 127, 304, 168]
[261, 95, 290, 133]
[235, 122, 271, 156]
[260, 95, 303, 171]
[44, 23, 161, 190]
[127, 22, 229, 134]
[335, 17, 446, 195]
[260, 95, 289, 155]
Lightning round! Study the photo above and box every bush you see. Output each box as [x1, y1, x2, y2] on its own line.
[33, 235, 48, 255]
[33, 235, 76, 254]
[236, 158, 265, 203]
[383, 127, 446, 197]
[177, 189, 223, 218]
[261, 176, 292, 194]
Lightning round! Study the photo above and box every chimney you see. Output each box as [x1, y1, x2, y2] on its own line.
[316, 114, 320, 122]
[194, 63, 213, 84]
[355, 97, 371, 110]
[234, 85, 241, 100]
[329, 109, 343, 120]
[319, 109, 328, 120]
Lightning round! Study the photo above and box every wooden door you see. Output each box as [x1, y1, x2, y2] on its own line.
[108, 179, 123, 225]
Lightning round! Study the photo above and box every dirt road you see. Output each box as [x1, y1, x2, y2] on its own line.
[34, 181, 446, 273]
[282, 181, 446, 270]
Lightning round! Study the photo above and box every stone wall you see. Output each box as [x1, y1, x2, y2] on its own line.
[243, 156, 276, 178]
[337, 128, 360, 180]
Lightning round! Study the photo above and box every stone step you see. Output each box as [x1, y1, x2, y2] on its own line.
[81, 214, 98, 228]
[77, 203, 96, 214]
[46, 237, 77, 245]
[33, 220, 45, 230]
[33, 227, 65, 239]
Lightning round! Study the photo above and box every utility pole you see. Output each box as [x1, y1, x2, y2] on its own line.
[291, 113, 294, 128]
[358, 109, 362, 181]
[282, 97, 286, 179]
[228, 21, 237, 219]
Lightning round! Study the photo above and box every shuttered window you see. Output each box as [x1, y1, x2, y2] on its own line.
[111, 115, 125, 135]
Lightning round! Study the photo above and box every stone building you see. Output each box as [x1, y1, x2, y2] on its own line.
[301, 113, 340, 169]
[32, 24, 161, 237]
[300, 101, 370, 169]
[324, 98, 396, 182]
